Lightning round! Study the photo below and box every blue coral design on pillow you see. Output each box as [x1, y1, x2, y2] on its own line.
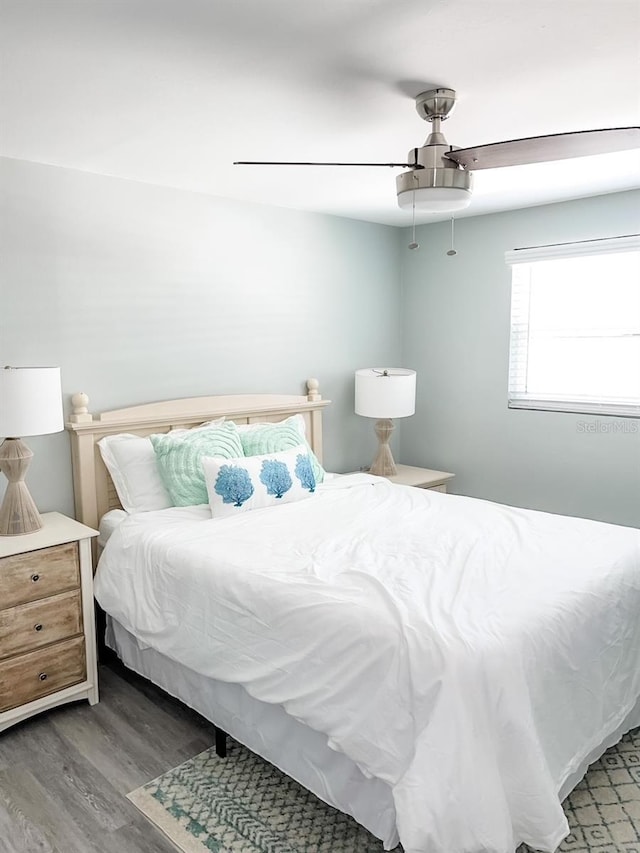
[294, 454, 316, 492]
[259, 459, 292, 498]
[214, 465, 255, 507]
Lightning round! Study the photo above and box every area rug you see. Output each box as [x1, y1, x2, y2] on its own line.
[127, 728, 640, 853]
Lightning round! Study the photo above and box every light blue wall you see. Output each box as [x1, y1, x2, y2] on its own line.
[399, 190, 640, 527]
[0, 157, 402, 516]
[2, 158, 637, 528]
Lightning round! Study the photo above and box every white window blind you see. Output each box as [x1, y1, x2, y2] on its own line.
[506, 235, 640, 418]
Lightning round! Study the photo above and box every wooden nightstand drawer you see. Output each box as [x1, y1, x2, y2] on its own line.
[0, 635, 86, 712]
[0, 590, 83, 660]
[0, 541, 79, 608]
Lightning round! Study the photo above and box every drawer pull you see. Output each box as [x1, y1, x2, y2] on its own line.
[31, 574, 40, 583]
[34, 623, 43, 632]
[38, 672, 48, 681]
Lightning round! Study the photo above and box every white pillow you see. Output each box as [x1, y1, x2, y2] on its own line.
[98, 434, 173, 513]
[98, 419, 225, 513]
[203, 444, 317, 519]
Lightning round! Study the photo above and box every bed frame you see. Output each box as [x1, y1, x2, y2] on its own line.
[65, 378, 640, 851]
[65, 378, 329, 536]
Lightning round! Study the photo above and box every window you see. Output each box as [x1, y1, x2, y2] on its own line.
[506, 235, 640, 418]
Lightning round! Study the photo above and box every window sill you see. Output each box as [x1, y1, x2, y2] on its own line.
[508, 399, 640, 419]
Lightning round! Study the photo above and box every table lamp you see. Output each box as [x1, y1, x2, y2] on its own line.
[0, 366, 64, 536]
[354, 368, 416, 476]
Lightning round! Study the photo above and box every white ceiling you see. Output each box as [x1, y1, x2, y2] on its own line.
[1, 0, 639, 226]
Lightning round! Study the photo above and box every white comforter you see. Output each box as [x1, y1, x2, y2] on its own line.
[94, 475, 640, 853]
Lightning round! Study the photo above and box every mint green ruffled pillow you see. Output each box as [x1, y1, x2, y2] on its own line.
[151, 423, 244, 506]
[238, 414, 325, 484]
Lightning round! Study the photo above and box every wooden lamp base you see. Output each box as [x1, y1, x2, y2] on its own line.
[0, 438, 43, 536]
[368, 418, 398, 477]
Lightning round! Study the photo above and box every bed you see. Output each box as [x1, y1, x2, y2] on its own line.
[66, 380, 640, 853]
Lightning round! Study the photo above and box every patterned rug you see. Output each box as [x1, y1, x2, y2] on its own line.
[128, 728, 640, 853]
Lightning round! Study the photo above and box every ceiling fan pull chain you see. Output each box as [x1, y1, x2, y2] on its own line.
[447, 216, 457, 256]
[408, 189, 419, 250]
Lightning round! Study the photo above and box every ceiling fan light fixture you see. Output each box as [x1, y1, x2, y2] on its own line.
[398, 186, 472, 212]
[396, 167, 473, 213]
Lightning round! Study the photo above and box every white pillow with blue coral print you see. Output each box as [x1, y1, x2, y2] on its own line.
[203, 444, 317, 519]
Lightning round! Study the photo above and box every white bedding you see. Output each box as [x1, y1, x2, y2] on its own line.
[94, 474, 640, 853]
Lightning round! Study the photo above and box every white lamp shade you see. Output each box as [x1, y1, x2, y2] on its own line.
[355, 368, 416, 419]
[0, 367, 64, 437]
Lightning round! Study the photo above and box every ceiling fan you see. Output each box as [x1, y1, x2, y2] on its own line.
[234, 87, 640, 214]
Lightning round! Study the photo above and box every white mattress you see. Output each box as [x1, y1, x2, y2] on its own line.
[95, 476, 640, 853]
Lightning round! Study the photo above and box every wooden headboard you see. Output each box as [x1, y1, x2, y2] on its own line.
[65, 378, 330, 533]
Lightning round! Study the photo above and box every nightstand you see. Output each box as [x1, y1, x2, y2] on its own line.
[382, 465, 455, 492]
[0, 512, 99, 732]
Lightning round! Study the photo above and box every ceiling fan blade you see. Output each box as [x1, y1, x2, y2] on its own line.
[444, 127, 640, 170]
[234, 160, 418, 168]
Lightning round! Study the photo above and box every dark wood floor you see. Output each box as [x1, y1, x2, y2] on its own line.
[0, 663, 217, 853]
